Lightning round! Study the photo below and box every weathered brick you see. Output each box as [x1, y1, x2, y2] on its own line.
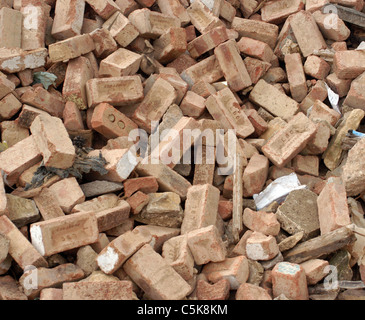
[262, 112, 317, 168]
[0, 48, 48, 73]
[0, 275, 28, 300]
[242, 153, 269, 197]
[272, 262, 309, 300]
[157, 0, 190, 26]
[51, 0, 85, 40]
[86, 76, 144, 108]
[237, 37, 275, 63]
[261, 0, 304, 24]
[312, 10, 350, 41]
[123, 243, 191, 300]
[333, 49, 365, 80]
[0, 7, 22, 48]
[344, 71, 365, 110]
[236, 283, 272, 300]
[292, 155, 319, 176]
[243, 208, 280, 236]
[85, 0, 120, 20]
[249, 79, 299, 121]
[300, 258, 329, 285]
[214, 39, 252, 92]
[99, 48, 141, 77]
[245, 231, 279, 261]
[284, 53, 307, 102]
[196, 279, 230, 300]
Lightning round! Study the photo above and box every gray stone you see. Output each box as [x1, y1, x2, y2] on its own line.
[0, 233, 9, 264]
[278, 231, 304, 252]
[6, 194, 40, 227]
[276, 189, 320, 240]
[80, 180, 123, 198]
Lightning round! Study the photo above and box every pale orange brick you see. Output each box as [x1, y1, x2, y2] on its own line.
[162, 234, 194, 281]
[272, 262, 309, 300]
[237, 37, 275, 63]
[153, 27, 187, 64]
[309, 99, 341, 126]
[201, 255, 249, 290]
[85, 76, 144, 108]
[157, 0, 190, 25]
[326, 72, 352, 97]
[0, 174, 7, 215]
[63, 101, 84, 131]
[0, 8, 22, 48]
[312, 10, 350, 42]
[63, 280, 136, 300]
[33, 187, 65, 221]
[218, 197, 233, 220]
[85, 0, 120, 19]
[48, 177, 85, 214]
[63, 56, 93, 110]
[289, 10, 327, 58]
[128, 8, 180, 39]
[115, 0, 138, 16]
[242, 153, 269, 197]
[299, 79, 328, 113]
[331, 41, 347, 51]
[123, 176, 159, 197]
[243, 208, 280, 236]
[244, 108, 268, 137]
[236, 283, 272, 300]
[167, 53, 197, 74]
[0, 93, 21, 121]
[261, 0, 304, 24]
[187, 26, 229, 59]
[333, 50, 365, 80]
[180, 91, 206, 118]
[19, 263, 84, 299]
[300, 259, 329, 285]
[0, 275, 28, 300]
[0, 121, 29, 147]
[205, 87, 254, 139]
[0, 135, 42, 186]
[317, 177, 351, 235]
[231, 17, 279, 49]
[20, 87, 65, 118]
[0, 48, 48, 73]
[180, 55, 223, 88]
[304, 55, 331, 80]
[51, 0, 85, 40]
[187, 0, 224, 34]
[214, 39, 252, 92]
[301, 122, 330, 156]
[97, 227, 151, 274]
[292, 155, 319, 176]
[246, 231, 279, 261]
[243, 57, 272, 85]
[99, 48, 141, 77]
[127, 191, 149, 214]
[187, 225, 226, 265]
[249, 79, 299, 122]
[90, 102, 138, 140]
[39, 288, 63, 300]
[0, 215, 48, 269]
[196, 279, 230, 300]
[181, 184, 220, 235]
[90, 28, 117, 59]
[48, 34, 95, 63]
[123, 243, 191, 300]
[343, 71, 365, 110]
[30, 114, 75, 169]
[132, 77, 177, 133]
[30, 211, 99, 256]
[305, 0, 329, 12]
[95, 200, 131, 232]
[20, 0, 50, 50]
[90, 233, 110, 253]
[102, 11, 139, 47]
[284, 53, 307, 103]
[262, 112, 317, 168]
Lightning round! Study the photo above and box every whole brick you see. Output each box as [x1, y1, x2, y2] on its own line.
[30, 211, 99, 256]
[249, 79, 299, 121]
[312, 10, 350, 42]
[214, 39, 252, 92]
[333, 50, 365, 80]
[85, 76, 144, 108]
[123, 243, 191, 300]
[285, 53, 307, 102]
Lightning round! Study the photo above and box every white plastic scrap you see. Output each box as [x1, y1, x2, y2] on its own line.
[253, 173, 307, 211]
[324, 82, 341, 115]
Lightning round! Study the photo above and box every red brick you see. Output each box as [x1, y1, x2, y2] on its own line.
[312, 10, 350, 41]
[237, 37, 275, 63]
[180, 91, 206, 118]
[242, 153, 269, 197]
[218, 197, 233, 221]
[167, 54, 197, 74]
[63, 101, 84, 131]
[309, 99, 341, 126]
[243, 57, 271, 85]
[243, 208, 280, 236]
[304, 55, 331, 80]
[333, 50, 365, 80]
[245, 231, 279, 261]
[157, 0, 190, 26]
[85, 0, 120, 19]
[127, 191, 149, 214]
[90, 28, 117, 59]
[285, 53, 307, 102]
[300, 259, 329, 285]
[326, 72, 352, 97]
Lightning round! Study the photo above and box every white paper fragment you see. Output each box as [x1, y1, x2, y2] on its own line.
[324, 82, 341, 115]
[356, 41, 365, 51]
[253, 173, 307, 210]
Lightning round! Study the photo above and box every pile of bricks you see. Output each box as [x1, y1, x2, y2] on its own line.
[1, 0, 365, 301]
